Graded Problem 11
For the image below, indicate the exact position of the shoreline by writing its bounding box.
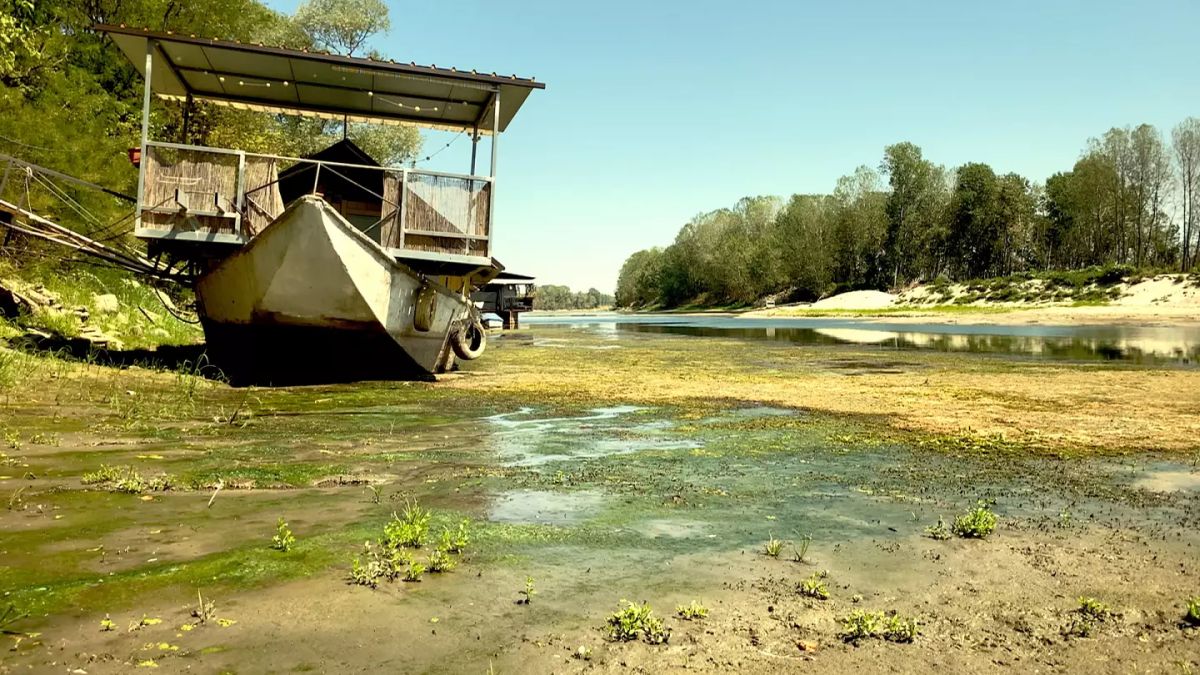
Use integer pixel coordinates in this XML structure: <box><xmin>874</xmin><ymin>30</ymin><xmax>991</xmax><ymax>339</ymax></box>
<box><xmin>740</xmin><ymin>304</ymin><xmax>1200</xmax><ymax>327</ymax></box>
<box><xmin>528</xmin><ymin>304</ymin><xmax>1200</xmax><ymax>327</ymax></box>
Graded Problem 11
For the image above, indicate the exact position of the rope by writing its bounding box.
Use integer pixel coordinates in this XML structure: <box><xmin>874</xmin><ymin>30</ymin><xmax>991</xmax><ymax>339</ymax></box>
<box><xmin>151</xmin><ymin>284</ymin><xmax>201</xmax><ymax>325</ymax></box>
<box><xmin>0</xmin><ymin>133</ymin><xmax>50</xmax><ymax>152</ymax></box>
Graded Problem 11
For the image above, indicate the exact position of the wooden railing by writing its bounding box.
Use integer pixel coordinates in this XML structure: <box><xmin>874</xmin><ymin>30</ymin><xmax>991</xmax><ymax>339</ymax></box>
<box><xmin>136</xmin><ymin>142</ymin><xmax>493</xmax><ymax>261</ymax></box>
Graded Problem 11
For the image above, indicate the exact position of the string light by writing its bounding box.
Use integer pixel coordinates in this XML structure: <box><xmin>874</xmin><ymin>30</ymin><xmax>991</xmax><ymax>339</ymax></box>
<box><xmin>376</xmin><ymin>93</ymin><xmax>440</xmax><ymax>113</ymax></box>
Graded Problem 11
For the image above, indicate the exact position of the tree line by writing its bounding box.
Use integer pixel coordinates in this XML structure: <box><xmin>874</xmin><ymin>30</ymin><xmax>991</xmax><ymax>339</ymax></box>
<box><xmin>534</xmin><ymin>285</ymin><xmax>613</xmax><ymax>311</ymax></box>
<box><xmin>616</xmin><ymin>120</ymin><xmax>1200</xmax><ymax>308</ymax></box>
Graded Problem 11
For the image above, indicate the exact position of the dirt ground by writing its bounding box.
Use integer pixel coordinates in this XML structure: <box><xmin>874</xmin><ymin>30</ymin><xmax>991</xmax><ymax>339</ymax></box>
<box><xmin>1</xmin><ymin>325</ymin><xmax>1198</xmax><ymax>673</ymax></box>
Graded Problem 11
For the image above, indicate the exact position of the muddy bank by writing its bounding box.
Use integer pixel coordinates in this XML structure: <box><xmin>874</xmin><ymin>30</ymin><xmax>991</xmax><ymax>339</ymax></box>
<box><xmin>1</xmin><ymin>328</ymin><xmax>1198</xmax><ymax>673</ymax></box>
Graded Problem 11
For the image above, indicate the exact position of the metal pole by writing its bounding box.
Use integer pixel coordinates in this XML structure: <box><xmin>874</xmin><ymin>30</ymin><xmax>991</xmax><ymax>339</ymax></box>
<box><xmin>182</xmin><ymin>93</ymin><xmax>193</xmax><ymax>144</ymax></box>
<box><xmin>487</xmin><ymin>92</ymin><xmax>499</xmax><ymax>259</ymax></box>
<box><xmin>469</xmin><ymin>124</ymin><xmax>479</xmax><ymax>176</ymax></box>
<box><xmin>398</xmin><ymin>168</ymin><xmax>407</xmax><ymax>250</ymax></box>
<box><xmin>135</xmin><ymin>39</ymin><xmax>154</xmax><ymax>233</ymax></box>
<box><xmin>234</xmin><ymin>150</ymin><xmax>246</xmax><ymax>236</ymax></box>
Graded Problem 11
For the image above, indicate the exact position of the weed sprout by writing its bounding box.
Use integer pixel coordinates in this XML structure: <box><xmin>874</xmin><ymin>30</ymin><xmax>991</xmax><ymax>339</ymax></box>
<box><xmin>271</xmin><ymin>518</ymin><xmax>295</xmax><ymax>552</ymax></box>
<box><xmin>605</xmin><ymin>601</ymin><xmax>669</xmax><ymax>644</ymax></box>
<box><xmin>675</xmin><ymin>601</ymin><xmax>708</xmax><ymax>620</ymax></box>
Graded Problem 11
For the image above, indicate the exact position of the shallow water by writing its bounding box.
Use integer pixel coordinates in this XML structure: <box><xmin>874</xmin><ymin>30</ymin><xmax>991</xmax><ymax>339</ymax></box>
<box><xmin>524</xmin><ymin>313</ymin><xmax>1200</xmax><ymax>365</ymax></box>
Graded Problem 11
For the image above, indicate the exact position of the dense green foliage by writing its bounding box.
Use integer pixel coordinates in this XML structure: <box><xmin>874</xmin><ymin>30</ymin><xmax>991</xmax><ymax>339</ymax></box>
<box><xmin>617</xmin><ymin>123</ymin><xmax>1200</xmax><ymax>308</ymax></box>
<box><xmin>534</xmin><ymin>285</ymin><xmax>613</xmax><ymax>311</ymax></box>
<box><xmin>0</xmin><ymin>0</ymin><xmax>419</xmax><ymax>241</ymax></box>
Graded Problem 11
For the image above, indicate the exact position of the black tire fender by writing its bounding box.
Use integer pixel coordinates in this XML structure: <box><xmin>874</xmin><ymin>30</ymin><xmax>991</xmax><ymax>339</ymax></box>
<box><xmin>414</xmin><ymin>284</ymin><xmax>437</xmax><ymax>332</ymax></box>
<box><xmin>451</xmin><ymin>316</ymin><xmax>487</xmax><ymax>360</ymax></box>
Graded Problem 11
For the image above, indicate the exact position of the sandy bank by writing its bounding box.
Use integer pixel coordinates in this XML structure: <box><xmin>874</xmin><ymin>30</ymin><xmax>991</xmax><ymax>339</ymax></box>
<box><xmin>746</xmin><ymin>274</ymin><xmax>1200</xmax><ymax>326</ymax></box>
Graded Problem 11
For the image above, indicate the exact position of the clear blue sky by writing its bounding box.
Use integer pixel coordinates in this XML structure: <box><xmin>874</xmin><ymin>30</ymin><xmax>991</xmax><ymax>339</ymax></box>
<box><xmin>267</xmin><ymin>0</ymin><xmax>1200</xmax><ymax>293</ymax></box>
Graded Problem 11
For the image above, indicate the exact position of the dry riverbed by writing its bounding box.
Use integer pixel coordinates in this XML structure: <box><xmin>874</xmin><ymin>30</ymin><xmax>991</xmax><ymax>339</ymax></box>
<box><xmin>1</xmin><ymin>326</ymin><xmax>1198</xmax><ymax>673</ymax></box>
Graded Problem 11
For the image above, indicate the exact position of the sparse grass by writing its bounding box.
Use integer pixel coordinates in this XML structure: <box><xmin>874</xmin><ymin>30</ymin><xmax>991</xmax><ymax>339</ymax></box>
<box><xmin>605</xmin><ymin>601</ymin><xmax>670</xmax><ymax>644</ymax></box>
<box><xmin>798</xmin><ymin>571</ymin><xmax>830</xmax><ymax>600</ymax></box>
<box><xmin>839</xmin><ymin>610</ymin><xmax>918</xmax><ymax>644</ymax></box>
<box><xmin>0</xmin><ymin>260</ymin><xmax>201</xmax><ymax>350</ymax></box>
<box><xmin>271</xmin><ymin>518</ymin><xmax>295</xmax><ymax>552</ymax></box>
<box><xmin>675</xmin><ymin>601</ymin><xmax>708</xmax><ymax>620</ymax></box>
<box><xmin>925</xmin><ymin>517</ymin><xmax>952</xmax><ymax>540</ymax></box>
<box><xmin>0</xmin><ymin>604</ymin><xmax>30</xmax><ymax>636</ymax></box>
<box><xmin>792</xmin><ymin>533</ymin><xmax>812</xmax><ymax>563</ymax></box>
<box><xmin>81</xmin><ymin>465</ymin><xmax>173</xmax><ymax>493</ymax></box>
<box><xmin>0</xmin><ymin>347</ymin><xmax>36</xmax><ymax>389</ymax></box>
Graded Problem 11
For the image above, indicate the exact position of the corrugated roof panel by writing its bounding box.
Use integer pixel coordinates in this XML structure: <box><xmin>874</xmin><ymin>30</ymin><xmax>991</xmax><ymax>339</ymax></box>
<box><xmin>97</xmin><ymin>24</ymin><xmax>542</xmax><ymax>133</ymax></box>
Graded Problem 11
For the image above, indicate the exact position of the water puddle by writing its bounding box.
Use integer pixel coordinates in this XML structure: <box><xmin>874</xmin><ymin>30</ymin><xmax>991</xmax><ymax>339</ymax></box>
<box><xmin>1131</xmin><ymin>468</ymin><xmax>1200</xmax><ymax>493</ymax></box>
<box><xmin>485</xmin><ymin>406</ymin><xmax>701</xmax><ymax>466</ymax></box>
<box><xmin>488</xmin><ymin>489</ymin><xmax>606</xmax><ymax>526</ymax></box>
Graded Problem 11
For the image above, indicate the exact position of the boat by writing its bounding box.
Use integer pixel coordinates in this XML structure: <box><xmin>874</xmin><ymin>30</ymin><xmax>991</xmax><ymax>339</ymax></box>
<box><xmin>93</xmin><ymin>24</ymin><xmax>545</xmax><ymax>383</ymax></box>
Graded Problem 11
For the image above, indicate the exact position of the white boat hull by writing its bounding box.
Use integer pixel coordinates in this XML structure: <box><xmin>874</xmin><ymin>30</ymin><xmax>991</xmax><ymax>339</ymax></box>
<box><xmin>195</xmin><ymin>196</ymin><xmax>470</xmax><ymax>383</ymax></box>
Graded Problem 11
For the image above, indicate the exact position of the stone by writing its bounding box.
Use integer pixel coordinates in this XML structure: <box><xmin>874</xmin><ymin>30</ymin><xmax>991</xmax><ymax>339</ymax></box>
<box><xmin>93</xmin><ymin>293</ymin><xmax>120</xmax><ymax>313</ymax></box>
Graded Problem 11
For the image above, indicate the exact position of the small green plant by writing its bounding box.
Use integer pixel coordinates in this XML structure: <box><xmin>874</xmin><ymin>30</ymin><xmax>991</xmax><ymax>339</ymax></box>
<box><xmin>99</xmin><ymin>615</ymin><xmax>116</xmax><ymax>632</ymax></box>
<box><xmin>517</xmin><ymin>577</ymin><xmax>536</xmax><ymax>604</ymax></box>
<box><xmin>349</xmin><ymin>543</ymin><xmax>385</xmax><ymax>588</ymax></box>
<box><xmin>675</xmin><ymin>601</ymin><xmax>708</xmax><ymax>620</ymax></box>
<box><xmin>951</xmin><ymin>501</ymin><xmax>998</xmax><ymax>539</ymax></box>
<box><xmin>271</xmin><ymin>517</ymin><xmax>295</xmax><ymax>552</ymax></box>
<box><xmin>383</xmin><ymin>499</ymin><xmax>431</xmax><ymax>549</ymax></box>
<box><xmin>428</xmin><ymin>548</ymin><xmax>456</xmax><ymax>573</ymax></box>
<box><xmin>792</xmin><ymin>533</ymin><xmax>812</xmax><ymax>563</ymax></box>
<box><xmin>799</xmin><ymin>571</ymin><xmax>830</xmax><ymax>600</ymax></box>
<box><xmin>1063</xmin><ymin>596</ymin><xmax>1113</xmax><ymax>638</ymax></box>
<box><xmin>1185</xmin><ymin>597</ymin><xmax>1200</xmax><ymax>626</ymax></box>
<box><xmin>605</xmin><ymin>601</ymin><xmax>670</xmax><ymax>644</ymax></box>
<box><xmin>763</xmin><ymin>533</ymin><xmax>783</xmax><ymax>558</ymax></box>
<box><xmin>402</xmin><ymin>561</ymin><xmax>426</xmax><ymax>582</ymax></box>
<box><xmin>1077</xmin><ymin>596</ymin><xmax>1111</xmax><ymax>621</ymax></box>
<box><xmin>447</xmin><ymin>519</ymin><xmax>470</xmax><ymax>553</ymax></box>
<box><xmin>2</xmin><ymin>428</ymin><xmax>20</xmax><ymax>450</ymax></box>
<box><xmin>192</xmin><ymin>591</ymin><xmax>216</xmax><ymax>625</ymax></box>
<box><xmin>363</xmin><ymin>485</ymin><xmax>382</xmax><ymax>504</ymax></box>
<box><xmin>925</xmin><ymin>517</ymin><xmax>952</xmax><ymax>540</ymax></box>
<box><xmin>839</xmin><ymin>610</ymin><xmax>918</xmax><ymax>644</ymax></box>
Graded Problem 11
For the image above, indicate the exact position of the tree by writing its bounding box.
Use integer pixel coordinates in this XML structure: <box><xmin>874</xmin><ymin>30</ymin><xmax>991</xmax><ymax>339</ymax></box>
<box><xmin>615</xmin><ymin>248</ymin><xmax>664</xmax><ymax>308</ymax></box>
<box><xmin>1127</xmin><ymin>124</ymin><xmax>1173</xmax><ymax>266</ymax></box>
<box><xmin>947</xmin><ymin>162</ymin><xmax>1001</xmax><ymax>279</ymax></box>
<box><xmin>829</xmin><ymin>166</ymin><xmax>888</xmax><ymax>290</ymax></box>
<box><xmin>294</xmin><ymin>0</ymin><xmax>389</xmax><ymax>56</ymax></box>
<box><xmin>880</xmin><ymin>142</ymin><xmax>948</xmax><ymax>285</ymax></box>
<box><xmin>1173</xmin><ymin>118</ymin><xmax>1200</xmax><ymax>270</ymax></box>
<box><xmin>773</xmin><ymin>194</ymin><xmax>834</xmax><ymax>299</ymax></box>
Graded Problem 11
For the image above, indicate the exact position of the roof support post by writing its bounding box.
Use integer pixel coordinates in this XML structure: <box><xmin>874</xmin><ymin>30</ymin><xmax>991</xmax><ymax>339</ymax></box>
<box><xmin>182</xmin><ymin>93</ymin><xmax>193</xmax><ymax>144</ymax></box>
<box><xmin>487</xmin><ymin>92</ymin><xmax>499</xmax><ymax>259</ymax></box>
<box><xmin>134</xmin><ymin>39</ymin><xmax>154</xmax><ymax>232</ymax></box>
<box><xmin>469</xmin><ymin>123</ymin><xmax>479</xmax><ymax>176</ymax></box>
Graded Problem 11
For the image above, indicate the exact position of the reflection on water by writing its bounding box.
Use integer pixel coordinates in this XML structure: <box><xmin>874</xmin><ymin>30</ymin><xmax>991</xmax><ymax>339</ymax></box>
<box><xmin>524</xmin><ymin>313</ymin><xmax>1200</xmax><ymax>365</ymax></box>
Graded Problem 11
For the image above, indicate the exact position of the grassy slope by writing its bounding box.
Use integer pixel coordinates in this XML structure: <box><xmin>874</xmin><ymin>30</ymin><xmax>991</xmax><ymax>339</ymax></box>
<box><xmin>0</xmin><ymin>257</ymin><xmax>201</xmax><ymax>349</ymax></box>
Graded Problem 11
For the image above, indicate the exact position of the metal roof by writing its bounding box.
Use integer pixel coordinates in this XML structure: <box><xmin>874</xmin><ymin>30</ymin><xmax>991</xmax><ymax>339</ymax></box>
<box><xmin>97</xmin><ymin>24</ymin><xmax>544</xmax><ymax>134</ymax></box>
